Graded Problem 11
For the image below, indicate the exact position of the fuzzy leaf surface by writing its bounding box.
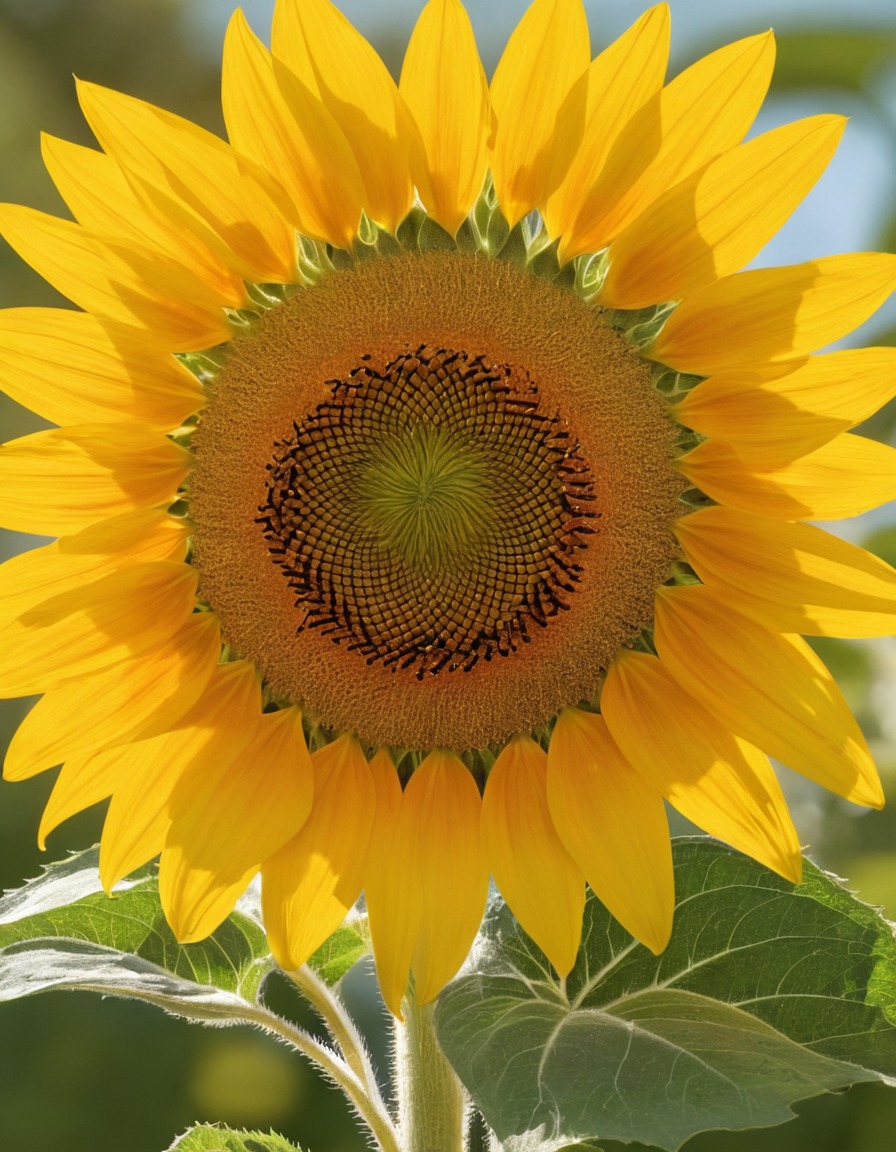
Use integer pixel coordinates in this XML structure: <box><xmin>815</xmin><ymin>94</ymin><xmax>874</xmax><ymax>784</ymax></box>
<box><xmin>0</xmin><ymin>847</ymin><xmax>272</xmax><ymax>1022</ymax></box>
<box><xmin>436</xmin><ymin>838</ymin><xmax>896</xmax><ymax>1151</ymax></box>
<box><xmin>307</xmin><ymin>919</ymin><xmax>369</xmax><ymax>986</ymax></box>
<box><xmin>166</xmin><ymin>1124</ymin><xmax>301</xmax><ymax>1152</ymax></box>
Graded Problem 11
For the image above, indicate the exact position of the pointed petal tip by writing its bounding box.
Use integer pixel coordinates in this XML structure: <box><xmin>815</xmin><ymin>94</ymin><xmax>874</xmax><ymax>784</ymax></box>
<box><xmin>377</xmin><ymin>981</ymin><xmax>405</xmax><ymax>1018</ymax></box>
<box><xmin>642</xmin><ymin>922</ymin><xmax>672</xmax><ymax>956</ymax></box>
<box><xmin>851</xmin><ymin>776</ymin><xmax>886</xmax><ymax>811</ymax></box>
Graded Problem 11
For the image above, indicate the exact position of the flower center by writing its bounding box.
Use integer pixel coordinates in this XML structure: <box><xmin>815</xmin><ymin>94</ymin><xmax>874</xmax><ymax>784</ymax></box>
<box><xmin>257</xmin><ymin>344</ymin><xmax>596</xmax><ymax>677</ymax></box>
<box><xmin>190</xmin><ymin>251</ymin><xmax>683</xmax><ymax>751</ymax></box>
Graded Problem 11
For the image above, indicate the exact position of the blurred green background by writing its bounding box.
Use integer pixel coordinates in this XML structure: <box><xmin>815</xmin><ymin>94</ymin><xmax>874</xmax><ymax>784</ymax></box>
<box><xmin>0</xmin><ymin>1</ymin><xmax>895</xmax><ymax>1149</ymax></box>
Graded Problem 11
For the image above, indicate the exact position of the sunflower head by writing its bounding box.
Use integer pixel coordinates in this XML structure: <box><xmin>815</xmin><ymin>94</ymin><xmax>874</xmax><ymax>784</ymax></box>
<box><xmin>0</xmin><ymin>0</ymin><xmax>893</xmax><ymax>1017</ymax></box>
<box><xmin>190</xmin><ymin>248</ymin><xmax>684</xmax><ymax>752</ymax></box>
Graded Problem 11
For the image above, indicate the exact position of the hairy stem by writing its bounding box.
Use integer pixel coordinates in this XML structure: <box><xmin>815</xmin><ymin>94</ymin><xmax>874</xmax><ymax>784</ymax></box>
<box><xmin>286</xmin><ymin>964</ymin><xmax>381</xmax><ymax>1101</ymax></box>
<box><xmin>246</xmin><ymin>1000</ymin><xmax>401</xmax><ymax>1152</ymax></box>
<box><xmin>394</xmin><ymin>994</ymin><xmax>466</xmax><ymax>1152</ymax></box>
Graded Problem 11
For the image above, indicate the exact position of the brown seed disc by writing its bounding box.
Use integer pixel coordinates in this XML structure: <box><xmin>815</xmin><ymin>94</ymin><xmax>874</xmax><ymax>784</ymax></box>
<box><xmin>258</xmin><ymin>344</ymin><xmax>598</xmax><ymax>676</ymax></box>
<box><xmin>190</xmin><ymin>251</ymin><xmax>684</xmax><ymax>751</ymax></box>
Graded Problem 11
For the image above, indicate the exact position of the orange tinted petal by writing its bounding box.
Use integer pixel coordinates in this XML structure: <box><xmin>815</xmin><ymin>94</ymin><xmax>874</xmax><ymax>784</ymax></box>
<box><xmin>548</xmin><ymin>709</ymin><xmax>674</xmax><ymax>954</ymax></box>
<box><xmin>161</xmin><ymin>707</ymin><xmax>314</xmax><ymax>941</ymax></box>
<box><xmin>482</xmin><ymin>736</ymin><xmax>584</xmax><ymax>974</ymax></box>
<box><xmin>365</xmin><ymin>749</ymin><xmax>420</xmax><ymax>1018</ymax></box>
<box><xmin>404</xmin><ymin>750</ymin><xmax>488</xmax><ymax>1004</ymax></box>
<box><xmin>262</xmin><ymin>735</ymin><xmax>374</xmax><ymax>970</ymax></box>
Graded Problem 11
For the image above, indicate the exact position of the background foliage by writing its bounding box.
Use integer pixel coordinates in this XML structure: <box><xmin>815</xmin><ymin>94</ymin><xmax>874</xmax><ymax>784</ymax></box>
<box><xmin>0</xmin><ymin>2</ymin><xmax>894</xmax><ymax>1150</ymax></box>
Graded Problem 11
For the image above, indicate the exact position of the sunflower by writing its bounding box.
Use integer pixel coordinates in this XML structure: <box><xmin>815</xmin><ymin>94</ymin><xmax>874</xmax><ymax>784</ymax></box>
<box><xmin>1</xmin><ymin>0</ymin><xmax>894</xmax><ymax>1018</ymax></box>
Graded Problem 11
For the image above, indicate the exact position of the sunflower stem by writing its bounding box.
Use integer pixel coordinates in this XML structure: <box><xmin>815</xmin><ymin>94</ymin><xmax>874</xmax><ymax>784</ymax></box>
<box><xmin>394</xmin><ymin>993</ymin><xmax>466</xmax><ymax>1152</ymax></box>
<box><xmin>242</xmin><ymin>1000</ymin><xmax>402</xmax><ymax>1152</ymax></box>
<box><xmin>286</xmin><ymin>964</ymin><xmax>380</xmax><ymax>1101</ymax></box>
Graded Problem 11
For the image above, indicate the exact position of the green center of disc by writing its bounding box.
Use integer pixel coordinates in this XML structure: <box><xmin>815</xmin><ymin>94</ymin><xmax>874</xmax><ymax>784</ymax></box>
<box><xmin>355</xmin><ymin>423</ymin><xmax>490</xmax><ymax>572</ymax></box>
<box><xmin>258</xmin><ymin>343</ymin><xmax>598</xmax><ymax>677</ymax></box>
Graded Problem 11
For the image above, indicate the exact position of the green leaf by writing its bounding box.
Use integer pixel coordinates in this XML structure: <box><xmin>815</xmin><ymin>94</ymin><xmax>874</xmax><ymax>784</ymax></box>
<box><xmin>307</xmin><ymin>919</ymin><xmax>369</xmax><ymax>985</ymax></box>
<box><xmin>771</xmin><ymin>30</ymin><xmax>896</xmax><ymax>92</ymax></box>
<box><xmin>166</xmin><ymin>1124</ymin><xmax>301</xmax><ymax>1152</ymax></box>
<box><xmin>863</xmin><ymin>525</ymin><xmax>896</xmax><ymax>571</ymax></box>
<box><xmin>0</xmin><ymin>847</ymin><xmax>273</xmax><ymax>1023</ymax></box>
<box><xmin>435</xmin><ymin>838</ymin><xmax>896</xmax><ymax>1152</ymax></box>
<box><xmin>807</xmin><ymin>635</ymin><xmax>873</xmax><ymax>704</ymax></box>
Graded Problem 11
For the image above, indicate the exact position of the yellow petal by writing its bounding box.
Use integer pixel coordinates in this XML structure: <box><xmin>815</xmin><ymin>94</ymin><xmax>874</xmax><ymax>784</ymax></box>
<box><xmin>3</xmin><ymin>612</ymin><xmax>220</xmax><ymax>782</ymax></box>
<box><xmin>56</xmin><ymin>507</ymin><xmax>188</xmax><ymax>557</ymax></box>
<box><xmin>161</xmin><ymin>707</ymin><xmax>314</xmax><ymax>942</ymax></box>
<box><xmin>673</xmin><ymin>349</ymin><xmax>896</xmax><ymax>467</ymax></box>
<box><xmin>0</xmin><ymin>509</ymin><xmax>189</xmax><ymax>631</ymax></box>
<box><xmin>675</xmin><ymin>506</ymin><xmax>896</xmax><ymax>638</ymax></box>
<box><xmin>563</xmin><ymin>31</ymin><xmax>775</xmax><ymax>259</ymax></box>
<box><xmin>482</xmin><ymin>736</ymin><xmax>584</xmax><ymax>975</ymax></box>
<box><xmin>365</xmin><ymin>749</ymin><xmax>420</xmax><ymax>1018</ymax></box>
<box><xmin>677</xmin><ymin>433</ymin><xmax>896</xmax><ymax>520</ymax></box>
<box><xmin>41</xmin><ymin>133</ymin><xmax>247</xmax><ymax>307</ymax></box>
<box><xmin>262</xmin><ymin>734</ymin><xmax>374</xmax><ymax>971</ymax></box>
<box><xmin>405</xmin><ymin>750</ymin><xmax>489</xmax><ymax>1004</ymax></box>
<box><xmin>602</xmin><ymin>651</ymin><xmax>802</xmax><ymax>882</ymax></box>
<box><xmin>40</xmin><ymin>754</ymin><xmax>120</xmax><ymax>850</ymax></box>
<box><xmin>490</xmin><ymin>0</ymin><xmax>590</xmax><ymax>228</ymax></box>
<box><xmin>0</xmin><ymin>308</ymin><xmax>202</xmax><ymax>429</ymax></box>
<box><xmin>0</xmin><ymin>204</ymin><xmax>233</xmax><ymax>351</ymax></box>
<box><xmin>101</xmin><ymin>790</ymin><xmax>170</xmax><ymax>891</ymax></box>
<box><xmin>222</xmin><ymin>10</ymin><xmax>362</xmax><ymax>248</ymax></box>
<box><xmin>97</xmin><ymin>660</ymin><xmax>261</xmax><ymax>890</ymax></box>
<box><xmin>654</xmin><ymin>586</ymin><xmax>883</xmax><ymax>807</ymax></box>
<box><xmin>547</xmin><ymin>710</ymin><xmax>674</xmax><ymax>955</ymax></box>
<box><xmin>37</xmin><ymin>660</ymin><xmax>255</xmax><ymax>849</ymax></box>
<box><xmin>0</xmin><ymin>424</ymin><xmax>190</xmax><ymax>536</ymax></box>
<box><xmin>652</xmin><ymin>254</ymin><xmax>896</xmax><ymax>374</ymax></box>
<box><xmin>399</xmin><ymin>0</ymin><xmax>490</xmax><ymax>234</ymax></box>
<box><xmin>0</xmin><ymin>561</ymin><xmax>198</xmax><ymax>697</ymax></box>
<box><xmin>543</xmin><ymin>4</ymin><xmax>670</xmax><ymax>243</ymax></box>
<box><xmin>75</xmin><ymin>79</ymin><xmax>297</xmax><ymax>284</ymax></box>
<box><xmin>601</xmin><ymin>115</ymin><xmax>845</xmax><ymax>308</ymax></box>
<box><xmin>270</xmin><ymin>0</ymin><xmax>414</xmax><ymax>233</ymax></box>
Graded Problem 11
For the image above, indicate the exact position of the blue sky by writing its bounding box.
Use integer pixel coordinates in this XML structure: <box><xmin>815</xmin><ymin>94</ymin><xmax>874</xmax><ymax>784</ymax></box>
<box><xmin>194</xmin><ymin>0</ymin><xmax>896</xmax><ymax>60</ymax></box>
